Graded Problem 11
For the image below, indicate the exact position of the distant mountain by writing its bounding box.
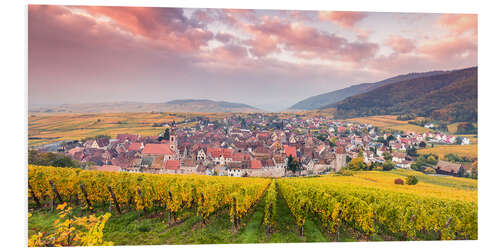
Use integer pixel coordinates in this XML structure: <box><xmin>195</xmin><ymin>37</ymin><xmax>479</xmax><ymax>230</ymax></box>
<box><xmin>29</xmin><ymin>99</ymin><xmax>261</xmax><ymax>113</ymax></box>
<box><xmin>289</xmin><ymin>70</ymin><xmax>447</xmax><ymax>110</ymax></box>
<box><xmin>324</xmin><ymin>67</ymin><xmax>477</xmax><ymax>122</ymax></box>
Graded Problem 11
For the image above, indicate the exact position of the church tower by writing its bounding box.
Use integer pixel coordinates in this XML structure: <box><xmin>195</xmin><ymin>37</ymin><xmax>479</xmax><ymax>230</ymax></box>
<box><xmin>169</xmin><ymin>129</ymin><xmax>178</xmax><ymax>152</ymax></box>
<box><xmin>334</xmin><ymin>147</ymin><xmax>347</xmax><ymax>172</ymax></box>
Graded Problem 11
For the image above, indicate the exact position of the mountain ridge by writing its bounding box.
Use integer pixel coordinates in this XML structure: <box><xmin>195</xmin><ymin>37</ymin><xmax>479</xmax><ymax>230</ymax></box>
<box><xmin>289</xmin><ymin>70</ymin><xmax>448</xmax><ymax>110</ymax></box>
<box><xmin>29</xmin><ymin>99</ymin><xmax>262</xmax><ymax>113</ymax></box>
<box><xmin>325</xmin><ymin>66</ymin><xmax>477</xmax><ymax>122</ymax></box>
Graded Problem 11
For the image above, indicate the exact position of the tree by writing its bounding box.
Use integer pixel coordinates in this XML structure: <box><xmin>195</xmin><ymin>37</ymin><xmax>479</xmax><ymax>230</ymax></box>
<box><xmin>286</xmin><ymin>155</ymin><xmax>301</xmax><ymax>173</ymax></box>
<box><xmin>158</xmin><ymin>128</ymin><xmax>170</xmax><ymax>142</ymax></box>
<box><xmin>387</xmin><ymin>135</ymin><xmax>395</xmax><ymax>142</ymax></box>
<box><xmin>418</xmin><ymin>141</ymin><xmax>427</xmax><ymax>148</ymax></box>
<box><xmin>407</xmin><ymin>146</ymin><xmax>417</xmax><ymax>157</ymax></box>
<box><xmin>426</xmin><ymin>155</ymin><xmax>438</xmax><ymax>165</ymax></box>
<box><xmin>328</xmin><ymin>136</ymin><xmax>337</xmax><ymax>147</ymax></box>
<box><xmin>348</xmin><ymin>157</ymin><xmax>366</xmax><ymax>171</ymax></box>
<box><xmin>316</xmin><ymin>134</ymin><xmax>328</xmax><ymax>142</ymax></box>
<box><xmin>457</xmin><ymin>167</ymin><xmax>465</xmax><ymax>177</ymax></box>
<box><xmin>406</xmin><ymin>175</ymin><xmax>418</xmax><ymax>185</ymax></box>
<box><xmin>471</xmin><ymin>161</ymin><xmax>478</xmax><ymax>179</ymax></box>
<box><xmin>357</xmin><ymin>150</ymin><xmax>364</xmax><ymax>158</ymax></box>
<box><xmin>382</xmin><ymin>151</ymin><xmax>392</xmax><ymax>161</ymax></box>
<box><xmin>382</xmin><ymin>160</ymin><xmax>395</xmax><ymax>171</ymax></box>
<box><xmin>28</xmin><ymin>150</ymin><xmax>80</xmax><ymax>168</ymax></box>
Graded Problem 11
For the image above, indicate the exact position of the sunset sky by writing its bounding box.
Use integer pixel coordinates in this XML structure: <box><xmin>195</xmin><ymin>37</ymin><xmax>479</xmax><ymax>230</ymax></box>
<box><xmin>28</xmin><ymin>5</ymin><xmax>477</xmax><ymax>111</ymax></box>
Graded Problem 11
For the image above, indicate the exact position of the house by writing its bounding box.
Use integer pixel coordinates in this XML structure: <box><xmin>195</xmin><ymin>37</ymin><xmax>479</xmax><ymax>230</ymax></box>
<box><xmin>142</xmin><ymin>144</ymin><xmax>175</xmax><ymax>160</ymax></box>
<box><xmin>141</xmin><ymin>143</ymin><xmax>176</xmax><ymax>171</ymax></box>
<box><xmin>94</xmin><ymin>137</ymin><xmax>110</xmax><ymax>149</ymax></box>
<box><xmin>180</xmin><ymin>159</ymin><xmax>198</xmax><ymax>174</ymax></box>
<box><xmin>127</xmin><ymin>142</ymin><xmax>143</xmax><ymax>152</ymax></box>
<box><xmin>227</xmin><ymin>162</ymin><xmax>244</xmax><ymax>177</ymax></box>
<box><xmin>396</xmin><ymin>160</ymin><xmax>412</xmax><ymax>169</ymax></box>
<box><xmin>196</xmin><ymin>149</ymin><xmax>207</xmax><ymax>160</ymax></box>
<box><xmin>163</xmin><ymin>160</ymin><xmax>181</xmax><ymax>174</ymax></box>
<box><xmin>206</xmin><ymin>147</ymin><xmax>233</xmax><ymax>165</ymax></box>
<box><xmin>435</xmin><ymin>160</ymin><xmax>464</xmax><ymax>176</ymax></box>
<box><xmin>392</xmin><ymin>152</ymin><xmax>406</xmax><ymax>164</ymax></box>
<box><xmin>116</xmin><ymin>134</ymin><xmax>140</xmax><ymax>143</ymax></box>
<box><xmin>461</xmin><ymin>137</ymin><xmax>471</xmax><ymax>145</ymax></box>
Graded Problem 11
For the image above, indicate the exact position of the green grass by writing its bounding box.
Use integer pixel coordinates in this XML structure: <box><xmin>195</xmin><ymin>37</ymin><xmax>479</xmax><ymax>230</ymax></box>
<box><xmin>390</xmin><ymin>169</ymin><xmax>477</xmax><ymax>191</ymax></box>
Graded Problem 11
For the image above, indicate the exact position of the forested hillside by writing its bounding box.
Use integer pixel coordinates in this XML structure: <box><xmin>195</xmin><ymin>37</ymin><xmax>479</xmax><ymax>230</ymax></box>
<box><xmin>326</xmin><ymin>67</ymin><xmax>477</xmax><ymax>122</ymax></box>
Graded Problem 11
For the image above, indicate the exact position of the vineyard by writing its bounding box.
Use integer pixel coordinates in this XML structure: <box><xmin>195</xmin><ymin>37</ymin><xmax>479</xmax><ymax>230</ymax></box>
<box><xmin>28</xmin><ymin>165</ymin><xmax>477</xmax><ymax>245</ymax></box>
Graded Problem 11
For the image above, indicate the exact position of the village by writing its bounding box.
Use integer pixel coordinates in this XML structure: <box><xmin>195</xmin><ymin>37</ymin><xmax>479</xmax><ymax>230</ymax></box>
<box><xmin>34</xmin><ymin>113</ymin><xmax>474</xmax><ymax>178</ymax></box>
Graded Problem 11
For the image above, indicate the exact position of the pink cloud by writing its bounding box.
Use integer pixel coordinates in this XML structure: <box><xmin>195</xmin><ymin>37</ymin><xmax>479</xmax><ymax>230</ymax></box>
<box><xmin>28</xmin><ymin>5</ymin><xmax>477</xmax><ymax>109</ymax></box>
<box><xmin>287</xmin><ymin>10</ymin><xmax>313</xmax><ymax>22</ymax></box>
<box><xmin>214</xmin><ymin>32</ymin><xmax>235</xmax><ymax>43</ymax></box>
<box><xmin>79</xmin><ymin>6</ymin><xmax>213</xmax><ymax>53</ymax></box>
<box><xmin>318</xmin><ymin>11</ymin><xmax>367</xmax><ymax>28</ymax></box>
<box><xmin>209</xmin><ymin>44</ymin><xmax>249</xmax><ymax>63</ymax></box>
<box><xmin>385</xmin><ymin>35</ymin><xmax>415</xmax><ymax>53</ymax></box>
<box><xmin>418</xmin><ymin>36</ymin><xmax>476</xmax><ymax>62</ymax></box>
<box><xmin>437</xmin><ymin>14</ymin><xmax>477</xmax><ymax>36</ymax></box>
<box><xmin>243</xmin><ymin>17</ymin><xmax>378</xmax><ymax>63</ymax></box>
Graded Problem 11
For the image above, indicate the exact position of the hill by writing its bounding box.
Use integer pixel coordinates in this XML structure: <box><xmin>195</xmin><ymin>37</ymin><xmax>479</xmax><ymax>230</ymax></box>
<box><xmin>325</xmin><ymin>67</ymin><xmax>477</xmax><ymax>122</ymax></box>
<box><xmin>29</xmin><ymin>99</ymin><xmax>261</xmax><ymax>113</ymax></box>
<box><xmin>289</xmin><ymin>70</ymin><xmax>446</xmax><ymax>110</ymax></box>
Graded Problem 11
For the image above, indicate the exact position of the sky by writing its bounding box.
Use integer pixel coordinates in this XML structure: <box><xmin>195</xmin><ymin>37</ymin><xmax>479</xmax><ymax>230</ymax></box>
<box><xmin>28</xmin><ymin>5</ymin><xmax>477</xmax><ymax>111</ymax></box>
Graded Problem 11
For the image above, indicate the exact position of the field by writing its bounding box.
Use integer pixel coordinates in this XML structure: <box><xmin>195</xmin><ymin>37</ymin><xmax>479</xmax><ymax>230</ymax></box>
<box><xmin>345</xmin><ymin>115</ymin><xmax>433</xmax><ymax>134</ymax></box>
<box><xmin>417</xmin><ymin>144</ymin><xmax>478</xmax><ymax>159</ymax></box>
<box><xmin>28</xmin><ymin>111</ymin><xmax>333</xmax><ymax>147</ymax></box>
<box><xmin>447</xmin><ymin>122</ymin><xmax>478</xmax><ymax>135</ymax></box>
<box><xmin>28</xmin><ymin>166</ymin><xmax>477</xmax><ymax>246</ymax></box>
<box><xmin>28</xmin><ymin>112</ymin><xmax>233</xmax><ymax>147</ymax></box>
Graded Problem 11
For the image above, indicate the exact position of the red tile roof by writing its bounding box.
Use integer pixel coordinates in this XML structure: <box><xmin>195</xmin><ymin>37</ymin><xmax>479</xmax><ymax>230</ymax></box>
<box><xmin>336</xmin><ymin>147</ymin><xmax>345</xmax><ymax>154</ymax></box>
<box><xmin>284</xmin><ymin>145</ymin><xmax>297</xmax><ymax>158</ymax></box>
<box><xmin>128</xmin><ymin>143</ymin><xmax>142</xmax><ymax>151</ymax></box>
<box><xmin>222</xmin><ymin>148</ymin><xmax>233</xmax><ymax>158</ymax></box>
<box><xmin>165</xmin><ymin>160</ymin><xmax>181</xmax><ymax>170</ymax></box>
<box><xmin>232</xmin><ymin>152</ymin><xmax>247</xmax><ymax>161</ymax></box>
<box><xmin>207</xmin><ymin>147</ymin><xmax>225</xmax><ymax>158</ymax></box>
<box><xmin>142</xmin><ymin>144</ymin><xmax>174</xmax><ymax>155</ymax></box>
<box><xmin>251</xmin><ymin>159</ymin><xmax>262</xmax><ymax>169</ymax></box>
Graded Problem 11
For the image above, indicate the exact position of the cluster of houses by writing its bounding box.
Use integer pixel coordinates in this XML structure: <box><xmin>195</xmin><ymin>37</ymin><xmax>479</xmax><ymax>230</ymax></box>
<box><xmin>35</xmin><ymin>113</ymin><xmax>474</xmax><ymax>177</ymax></box>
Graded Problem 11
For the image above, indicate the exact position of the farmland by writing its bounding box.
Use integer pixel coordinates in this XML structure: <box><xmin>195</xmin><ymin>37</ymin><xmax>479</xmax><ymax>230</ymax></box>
<box><xmin>28</xmin><ymin>110</ymin><xmax>330</xmax><ymax>147</ymax></box>
<box><xmin>28</xmin><ymin>112</ymin><xmax>232</xmax><ymax>147</ymax></box>
<box><xmin>417</xmin><ymin>144</ymin><xmax>478</xmax><ymax>160</ymax></box>
<box><xmin>344</xmin><ymin>115</ymin><xmax>433</xmax><ymax>134</ymax></box>
<box><xmin>28</xmin><ymin>166</ymin><xmax>477</xmax><ymax>245</ymax></box>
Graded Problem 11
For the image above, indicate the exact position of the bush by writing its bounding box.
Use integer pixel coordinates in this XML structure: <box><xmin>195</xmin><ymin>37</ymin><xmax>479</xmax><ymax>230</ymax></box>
<box><xmin>424</xmin><ymin>167</ymin><xmax>436</xmax><ymax>174</ymax></box>
<box><xmin>406</xmin><ymin>175</ymin><xmax>419</xmax><ymax>185</ymax></box>
<box><xmin>338</xmin><ymin>168</ymin><xmax>353</xmax><ymax>176</ymax></box>
<box><xmin>382</xmin><ymin>160</ymin><xmax>395</xmax><ymax>171</ymax></box>
<box><xmin>28</xmin><ymin>150</ymin><xmax>81</xmax><ymax>168</ymax></box>
<box><xmin>28</xmin><ymin>203</ymin><xmax>112</xmax><ymax>246</ymax></box>
<box><xmin>394</xmin><ymin>178</ymin><xmax>404</xmax><ymax>185</ymax></box>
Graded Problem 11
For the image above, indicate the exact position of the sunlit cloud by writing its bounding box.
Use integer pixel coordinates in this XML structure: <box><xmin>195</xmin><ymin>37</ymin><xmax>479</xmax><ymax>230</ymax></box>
<box><xmin>28</xmin><ymin>5</ymin><xmax>477</xmax><ymax>111</ymax></box>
